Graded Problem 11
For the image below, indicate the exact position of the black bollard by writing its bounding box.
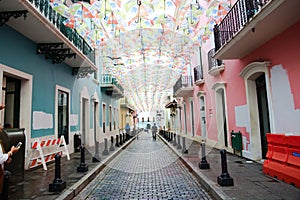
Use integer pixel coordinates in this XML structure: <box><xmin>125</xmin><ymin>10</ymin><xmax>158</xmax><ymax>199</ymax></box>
<box><xmin>77</xmin><ymin>146</ymin><xmax>88</xmax><ymax>172</ymax></box>
<box><xmin>177</xmin><ymin>135</ymin><xmax>182</xmax><ymax>149</ymax></box>
<box><xmin>199</xmin><ymin>142</ymin><xmax>210</xmax><ymax>169</ymax></box>
<box><xmin>217</xmin><ymin>149</ymin><xmax>234</xmax><ymax>186</ymax></box>
<box><xmin>110</xmin><ymin>136</ymin><xmax>115</xmax><ymax>151</ymax></box>
<box><xmin>182</xmin><ymin>137</ymin><xmax>188</xmax><ymax>154</ymax></box>
<box><xmin>170</xmin><ymin>132</ymin><xmax>173</xmax><ymax>142</ymax></box>
<box><xmin>102</xmin><ymin>138</ymin><xmax>109</xmax><ymax>155</ymax></box>
<box><xmin>49</xmin><ymin>154</ymin><xmax>66</xmax><ymax>192</ymax></box>
<box><xmin>119</xmin><ymin>134</ymin><xmax>123</xmax><ymax>145</ymax></box>
<box><xmin>1</xmin><ymin>171</ymin><xmax>10</xmax><ymax>200</ymax></box>
<box><xmin>173</xmin><ymin>133</ymin><xmax>177</xmax><ymax>146</ymax></box>
<box><xmin>115</xmin><ymin>134</ymin><xmax>120</xmax><ymax>147</ymax></box>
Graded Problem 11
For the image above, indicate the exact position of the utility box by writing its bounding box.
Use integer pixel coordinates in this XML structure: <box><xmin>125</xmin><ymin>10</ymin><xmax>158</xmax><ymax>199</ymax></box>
<box><xmin>0</xmin><ymin>128</ymin><xmax>26</xmax><ymax>183</ymax></box>
<box><xmin>231</xmin><ymin>131</ymin><xmax>242</xmax><ymax>156</ymax></box>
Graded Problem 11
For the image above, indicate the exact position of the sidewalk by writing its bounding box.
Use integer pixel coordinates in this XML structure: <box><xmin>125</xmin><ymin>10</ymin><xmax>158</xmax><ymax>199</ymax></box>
<box><xmin>7</xmin><ymin>131</ymin><xmax>300</xmax><ymax>200</ymax></box>
<box><xmin>7</xmin><ymin>134</ymin><xmax>136</xmax><ymax>200</ymax></box>
<box><xmin>158</xmin><ymin>134</ymin><xmax>300</xmax><ymax>200</ymax></box>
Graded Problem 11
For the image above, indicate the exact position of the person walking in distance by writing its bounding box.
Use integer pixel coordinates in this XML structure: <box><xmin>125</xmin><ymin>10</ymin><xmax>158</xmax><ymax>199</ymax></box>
<box><xmin>152</xmin><ymin>123</ymin><xmax>158</xmax><ymax>141</ymax></box>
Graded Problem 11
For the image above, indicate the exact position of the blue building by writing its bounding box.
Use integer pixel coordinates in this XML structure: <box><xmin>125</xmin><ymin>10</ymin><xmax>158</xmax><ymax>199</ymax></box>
<box><xmin>0</xmin><ymin>0</ymin><xmax>123</xmax><ymax>169</ymax></box>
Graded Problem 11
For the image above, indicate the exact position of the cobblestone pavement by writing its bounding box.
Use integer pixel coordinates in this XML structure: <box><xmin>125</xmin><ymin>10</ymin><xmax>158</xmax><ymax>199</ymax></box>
<box><xmin>74</xmin><ymin>132</ymin><xmax>213</xmax><ymax>200</ymax></box>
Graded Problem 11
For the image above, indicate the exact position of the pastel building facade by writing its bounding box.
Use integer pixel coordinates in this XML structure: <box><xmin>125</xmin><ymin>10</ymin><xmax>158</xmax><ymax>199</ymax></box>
<box><xmin>174</xmin><ymin>0</ymin><xmax>300</xmax><ymax>161</ymax></box>
<box><xmin>0</xmin><ymin>0</ymin><xmax>122</xmax><ymax>169</ymax></box>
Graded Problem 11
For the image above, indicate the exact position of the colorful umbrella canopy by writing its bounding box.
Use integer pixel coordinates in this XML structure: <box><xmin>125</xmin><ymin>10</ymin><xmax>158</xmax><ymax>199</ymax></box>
<box><xmin>50</xmin><ymin>0</ymin><xmax>231</xmax><ymax>112</ymax></box>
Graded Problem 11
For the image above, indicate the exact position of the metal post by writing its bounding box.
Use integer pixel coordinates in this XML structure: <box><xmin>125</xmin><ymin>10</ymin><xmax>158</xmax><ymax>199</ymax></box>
<box><xmin>177</xmin><ymin>135</ymin><xmax>182</xmax><ymax>149</ymax></box>
<box><xmin>182</xmin><ymin>137</ymin><xmax>188</xmax><ymax>154</ymax></box>
<box><xmin>110</xmin><ymin>136</ymin><xmax>115</xmax><ymax>151</ymax></box>
<box><xmin>199</xmin><ymin>142</ymin><xmax>210</xmax><ymax>169</ymax></box>
<box><xmin>217</xmin><ymin>149</ymin><xmax>234</xmax><ymax>186</ymax></box>
<box><xmin>49</xmin><ymin>154</ymin><xmax>66</xmax><ymax>192</ymax></box>
<box><xmin>93</xmin><ymin>141</ymin><xmax>100</xmax><ymax>162</ymax></box>
<box><xmin>119</xmin><ymin>134</ymin><xmax>123</xmax><ymax>145</ymax></box>
<box><xmin>77</xmin><ymin>146</ymin><xmax>88</xmax><ymax>172</ymax></box>
<box><xmin>173</xmin><ymin>133</ymin><xmax>177</xmax><ymax>146</ymax></box>
<box><xmin>115</xmin><ymin>134</ymin><xmax>120</xmax><ymax>147</ymax></box>
<box><xmin>102</xmin><ymin>138</ymin><xmax>109</xmax><ymax>155</ymax></box>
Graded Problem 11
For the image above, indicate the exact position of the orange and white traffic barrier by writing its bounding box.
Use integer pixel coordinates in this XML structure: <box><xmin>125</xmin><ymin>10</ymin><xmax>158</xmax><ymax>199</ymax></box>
<box><xmin>28</xmin><ymin>135</ymin><xmax>70</xmax><ymax>170</ymax></box>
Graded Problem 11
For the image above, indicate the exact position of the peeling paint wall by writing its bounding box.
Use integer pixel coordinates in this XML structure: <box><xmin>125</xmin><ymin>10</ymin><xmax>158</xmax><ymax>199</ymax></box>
<box><xmin>270</xmin><ymin>65</ymin><xmax>300</xmax><ymax>134</ymax></box>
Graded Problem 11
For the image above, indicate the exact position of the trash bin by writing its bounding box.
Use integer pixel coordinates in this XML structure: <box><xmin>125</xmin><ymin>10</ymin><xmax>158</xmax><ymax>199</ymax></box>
<box><xmin>0</xmin><ymin>128</ymin><xmax>26</xmax><ymax>183</ymax></box>
<box><xmin>74</xmin><ymin>133</ymin><xmax>81</xmax><ymax>152</ymax></box>
<box><xmin>231</xmin><ymin>130</ymin><xmax>243</xmax><ymax>156</ymax></box>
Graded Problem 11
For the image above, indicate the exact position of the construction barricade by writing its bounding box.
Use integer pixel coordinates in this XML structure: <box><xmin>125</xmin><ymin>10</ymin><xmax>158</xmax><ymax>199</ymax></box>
<box><xmin>28</xmin><ymin>135</ymin><xmax>70</xmax><ymax>170</ymax></box>
<box><xmin>263</xmin><ymin>133</ymin><xmax>300</xmax><ymax>188</ymax></box>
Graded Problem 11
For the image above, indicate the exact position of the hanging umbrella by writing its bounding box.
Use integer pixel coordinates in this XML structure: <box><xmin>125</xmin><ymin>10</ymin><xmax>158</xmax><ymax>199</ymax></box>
<box><xmin>50</xmin><ymin>2</ymin><xmax>69</xmax><ymax>18</ymax></box>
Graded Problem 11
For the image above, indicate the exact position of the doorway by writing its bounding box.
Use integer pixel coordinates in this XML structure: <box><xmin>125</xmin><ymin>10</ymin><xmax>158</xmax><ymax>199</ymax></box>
<box><xmin>239</xmin><ymin>61</ymin><xmax>273</xmax><ymax>160</ymax></box>
<box><xmin>3</xmin><ymin>76</ymin><xmax>21</xmax><ymax>128</ymax></box>
<box><xmin>199</xmin><ymin>96</ymin><xmax>207</xmax><ymax>138</ymax></box>
<box><xmin>214</xmin><ymin>84</ymin><xmax>228</xmax><ymax>148</ymax></box>
<box><xmin>256</xmin><ymin>74</ymin><xmax>270</xmax><ymax>158</ymax></box>
<box><xmin>184</xmin><ymin>103</ymin><xmax>187</xmax><ymax>134</ymax></box>
<box><xmin>190</xmin><ymin>100</ymin><xmax>195</xmax><ymax>136</ymax></box>
<box><xmin>81</xmin><ymin>98</ymin><xmax>89</xmax><ymax>145</ymax></box>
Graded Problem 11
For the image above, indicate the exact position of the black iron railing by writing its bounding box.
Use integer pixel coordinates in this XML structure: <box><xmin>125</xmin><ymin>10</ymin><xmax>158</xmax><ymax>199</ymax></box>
<box><xmin>173</xmin><ymin>75</ymin><xmax>193</xmax><ymax>95</ymax></box>
<box><xmin>102</xmin><ymin>74</ymin><xmax>124</xmax><ymax>93</ymax></box>
<box><xmin>28</xmin><ymin>0</ymin><xmax>95</xmax><ymax>64</ymax></box>
<box><xmin>103</xmin><ymin>122</ymin><xmax>105</xmax><ymax>133</ymax></box>
<box><xmin>109</xmin><ymin>122</ymin><xmax>112</xmax><ymax>131</ymax></box>
<box><xmin>194</xmin><ymin>65</ymin><xmax>203</xmax><ymax>81</ymax></box>
<box><xmin>208</xmin><ymin>48</ymin><xmax>223</xmax><ymax>71</ymax></box>
<box><xmin>214</xmin><ymin>0</ymin><xmax>271</xmax><ymax>52</ymax></box>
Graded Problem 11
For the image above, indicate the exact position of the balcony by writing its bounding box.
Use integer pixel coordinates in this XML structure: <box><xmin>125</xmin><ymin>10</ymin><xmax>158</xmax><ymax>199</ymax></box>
<box><xmin>173</xmin><ymin>75</ymin><xmax>193</xmax><ymax>98</ymax></box>
<box><xmin>194</xmin><ymin>65</ymin><xmax>204</xmax><ymax>86</ymax></box>
<box><xmin>120</xmin><ymin>97</ymin><xmax>134</xmax><ymax>109</ymax></box>
<box><xmin>101</xmin><ymin>74</ymin><xmax>124</xmax><ymax>99</ymax></box>
<box><xmin>213</xmin><ymin>0</ymin><xmax>300</xmax><ymax>59</ymax></box>
<box><xmin>0</xmin><ymin>0</ymin><xmax>97</xmax><ymax>77</ymax></box>
<box><xmin>208</xmin><ymin>48</ymin><xmax>224</xmax><ymax>76</ymax></box>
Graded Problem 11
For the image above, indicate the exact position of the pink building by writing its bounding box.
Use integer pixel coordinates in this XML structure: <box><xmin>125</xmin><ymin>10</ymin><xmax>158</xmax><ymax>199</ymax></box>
<box><xmin>174</xmin><ymin>0</ymin><xmax>300</xmax><ymax>161</ymax></box>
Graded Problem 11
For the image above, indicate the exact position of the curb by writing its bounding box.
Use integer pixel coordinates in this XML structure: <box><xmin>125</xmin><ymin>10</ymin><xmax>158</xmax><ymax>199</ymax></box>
<box><xmin>58</xmin><ymin>135</ymin><xmax>138</xmax><ymax>200</ymax></box>
<box><xmin>158</xmin><ymin>134</ymin><xmax>232</xmax><ymax>200</ymax></box>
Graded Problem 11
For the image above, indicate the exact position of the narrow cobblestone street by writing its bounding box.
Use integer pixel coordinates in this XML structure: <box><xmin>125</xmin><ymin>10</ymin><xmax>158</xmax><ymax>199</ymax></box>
<box><xmin>74</xmin><ymin>131</ymin><xmax>213</xmax><ymax>200</ymax></box>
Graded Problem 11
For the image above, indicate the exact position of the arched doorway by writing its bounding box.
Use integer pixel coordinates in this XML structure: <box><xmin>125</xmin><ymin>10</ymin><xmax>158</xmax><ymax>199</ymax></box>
<box><xmin>212</xmin><ymin>82</ymin><xmax>228</xmax><ymax>148</ymax></box>
<box><xmin>240</xmin><ymin>61</ymin><xmax>274</xmax><ymax>160</ymax></box>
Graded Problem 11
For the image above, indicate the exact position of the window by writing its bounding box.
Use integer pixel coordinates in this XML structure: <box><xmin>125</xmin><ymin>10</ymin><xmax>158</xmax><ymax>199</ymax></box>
<box><xmin>57</xmin><ymin>89</ymin><xmax>69</xmax><ymax>144</ymax></box>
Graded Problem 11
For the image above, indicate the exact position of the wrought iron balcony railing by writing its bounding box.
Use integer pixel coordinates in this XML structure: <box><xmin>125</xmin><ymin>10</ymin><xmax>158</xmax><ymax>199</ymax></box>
<box><xmin>173</xmin><ymin>75</ymin><xmax>193</xmax><ymax>94</ymax></box>
<box><xmin>28</xmin><ymin>0</ymin><xmax>95</xmax><ymax>64</ymax></box>
<box><xmin>208</xmin><ymin>48</ymin><xmax>223</xmax><ymax>71</ymax></box>
<box><xmin>101</xmin><ymin>74</ymin><xmax>124</xmax><ymax>94</ymax></box>
<box><xmin>194</xmin><ymin>65</ymin><xmax>203</xmax><ymax>82</ymax></box>
<box><xmin>214</xmin><ymin>0</ymin><xmax>271</xmax><ymax>52</ymax></box>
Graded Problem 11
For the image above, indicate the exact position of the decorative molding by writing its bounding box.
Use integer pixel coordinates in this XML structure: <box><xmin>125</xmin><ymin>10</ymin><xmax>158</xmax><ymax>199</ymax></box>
<box><xmin>197</xmin><ymin>91</ymin><xmax>206</xmax><ymax>97</ymax></box>
<box><xmin>37</xmin><ymin>43</ymin><xmax>76</xmax><ymax>64</ymax></box>
<box><xmin>0</xmin><ymin>10</ymin><xmax>28</xmax><ymax>26</ymax></box>
<box><xmin>194</xmin><ymin>79</ymin><xmax>205</xmax><ymax>86</ymax></box>
<box><xmin>239</xmin><ymin>61</ymin><xmax>271</xmax><ymax>78</ymax></box>
<box><xmin>208</xmin><ymin>64</ymin><xmax>225</xmax><ymax>76</ymax></box>
<box><xmin>212</xmin><ymin>82</ymin><xmax>226</xmax><ymax>90</ymax></box>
